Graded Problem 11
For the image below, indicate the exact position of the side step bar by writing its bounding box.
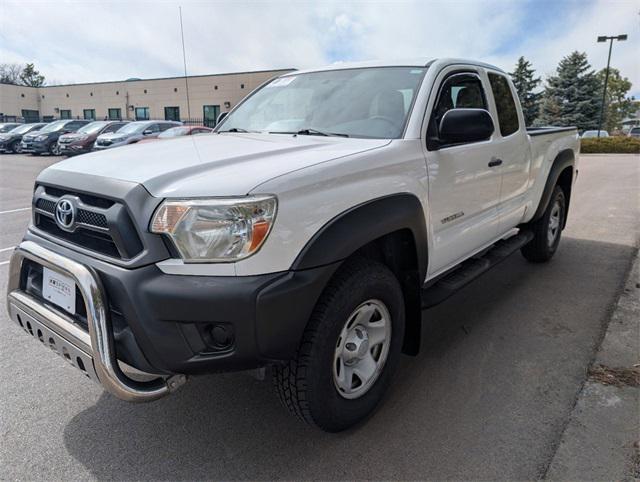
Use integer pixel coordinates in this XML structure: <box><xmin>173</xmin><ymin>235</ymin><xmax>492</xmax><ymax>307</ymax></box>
<box><xmin>421</xmin><ymin>230</ymin><xmax>534</xmax><ymax>308</ymax></box>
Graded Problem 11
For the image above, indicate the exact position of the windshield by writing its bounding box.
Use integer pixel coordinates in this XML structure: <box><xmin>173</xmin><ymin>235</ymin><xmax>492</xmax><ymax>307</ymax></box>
<box><xmin>0</xmin><ymin>124</ymin><xmax>19</xmax><ymax>133</ymax></box>
<box><xmin>9</xmin><ymin>124</ymin><xmax>35</xmax><ymax>134</ymax></box>
<box><xmin>219</xmin><ymin>67</ymin><xmax>427</xmax><ymax>139</ymax></box>
<box><xmin>39</xmin><ymin>121</ymin><xmax>67</xmax><ymax>133</ymax></box>
<box><xmin>158</xmin><ymin>127</ymin><xmax>190</xmax><ymax>138</ymax></box>
<box><xmin>117</xmin><ymin>122</ymin><xmax>147</xmax><ymax>134</ymax></box>
<box><xmin>77</xmin><ymin>121</ymin><xmax>108</xmax><ymax>134</ymax></box>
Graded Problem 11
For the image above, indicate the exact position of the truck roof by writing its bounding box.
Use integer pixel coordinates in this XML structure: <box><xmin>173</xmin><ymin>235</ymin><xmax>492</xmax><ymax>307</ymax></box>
<box><xmin>287</xmin><ymin>58</ymin><xmax>507</xmax><ymax>76</ymax></box>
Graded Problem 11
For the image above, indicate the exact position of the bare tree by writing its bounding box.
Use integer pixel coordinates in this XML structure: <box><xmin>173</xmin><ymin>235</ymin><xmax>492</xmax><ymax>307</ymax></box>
<box><xmin>0</xmin><ymin>63</ymin><xmax>23</xmax><ymax>84</ymax></box>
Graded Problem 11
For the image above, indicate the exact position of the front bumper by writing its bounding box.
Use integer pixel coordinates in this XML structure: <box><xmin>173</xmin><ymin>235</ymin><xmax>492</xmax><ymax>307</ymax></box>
<box><xmin>7</xmin><ymin>240</ymin><xmax>186</xmax><ymax>402</ymax></box>
<box><xmin>29</xmin><ymin>140</ymin><xmax>50</xmax><ymax>153</ymax></box>
<box><xmin>7</xmin><ymin>234</ymin><xmax>338</xmax><ymax>400</ymax></box>
<box><xmin>59</xmin><ymin>143</ymin><xmax>90</xmax><ymax>155</ymax></box>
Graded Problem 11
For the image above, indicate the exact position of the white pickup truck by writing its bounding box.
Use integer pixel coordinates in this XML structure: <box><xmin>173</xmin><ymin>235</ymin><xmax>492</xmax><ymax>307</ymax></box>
<box><xmin>7</xmin><ymin>58</ymin><xmax>579</xmax><ymax>432</ymax></box>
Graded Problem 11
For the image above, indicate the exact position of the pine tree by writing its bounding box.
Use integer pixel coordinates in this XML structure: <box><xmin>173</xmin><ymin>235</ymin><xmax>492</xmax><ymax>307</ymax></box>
<box><xmin>538</xmin><ymin>52</ymin><xmax>602</xmax><ymax>131</ymax></box>
<box><xmin>595</xmin><ymin>68</ymin><xmax>635</xmax><ymax>133</ymax></box>
<box><xmin>509</xmin><ymin>56</ymin><xmax>541</xmax><ymax>126</ymax></box>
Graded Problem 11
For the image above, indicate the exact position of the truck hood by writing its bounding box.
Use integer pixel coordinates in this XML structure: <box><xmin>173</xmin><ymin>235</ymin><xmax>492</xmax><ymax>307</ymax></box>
<box><xmin>46</xmin><ymin>133</ymin><xmax>390</xmax><ymax>197</ymax></box>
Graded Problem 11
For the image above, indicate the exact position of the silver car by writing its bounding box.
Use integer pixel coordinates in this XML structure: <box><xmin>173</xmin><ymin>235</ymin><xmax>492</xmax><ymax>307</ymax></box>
<box><xmin>93</xmin><ymin>120</ymin><xmax>182</xmax><ymax>150</ymax></box>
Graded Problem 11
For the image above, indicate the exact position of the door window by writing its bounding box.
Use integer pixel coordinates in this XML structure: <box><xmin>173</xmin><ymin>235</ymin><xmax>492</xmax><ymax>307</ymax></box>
<box><xmin>488</xmin><ymin>73</ymin><xmax>520</xmax><ymax>136</ymax></box>
<box><xmin>135</xmin><ymin>107</ymin><xmax>150</xmax><ymax>120</ymax></box>
<box><xmin>60</xmin><ymin>110</ymin><xmax>72</xmax><ymax>119</ymax></box>
<box><xmin>164</xmin><ymin>106</ymin><xmax>180</xmax><ymax>121</ymax></box>
<box><xmin>203</xmin><ymin>105</ymin><xmax>220</xmax><ymax>127</ymax></box>
<box><xmin>108</xmin><ymin>108</ymin><xmax>122</xmax><ymax>120</ymax></box>
<box><xmin>428</xmin><ymin>73</ymin><xmax>488</xmax><ymax>149</ymax></box>
<box><xmin>83</xmin><ymin>109</ymin><xmax>96</xmax><ymax>120</ymax></box>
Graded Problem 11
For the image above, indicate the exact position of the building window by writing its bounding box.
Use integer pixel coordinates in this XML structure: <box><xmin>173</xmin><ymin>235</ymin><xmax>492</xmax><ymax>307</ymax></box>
<box><xmin>22</xmin><ymin>109</ymin><xmax>40</xmax><ymax>122</ymax></box>
<box><xmin>21</xmin><ymin>93</ymin><xmax>25</xmax><ymax>98</ymax></box>
<box><xmin>164</xmin><ymin>106</ymin><xmax>180</xmax><ymax>121</ymax></box>
<box><xmin>41</xmin><ymin>95</ymin><xmax>45</xmax><ymax>99</ymax></box>
<box><xmin>60</xmin><ymin>110</ymin><xmax>72</xmax><ymax>119</ymax></box>
<box><xmin>203</xmin><ymin>105</ymin><xmax>220</xmax><ymax>127</ymax></box>
<box><xmin>108</xmin><ymin>108</ymin><xmax>122</xmax><ymax>120</ymax></box>
<box><xmin>144</xmin><ymin>89</ymin><xmax>148</xmax><ymax>94</ymax></box>
<box><xmin>66</xmin><ymin>93</ymin><xmax>69</xmax><ymax>98</ymax></box>
<box><xmin>214</xmin><ymin>85</ymin><xmax>218</xmax><ymax>90</ymax></box>
<box><xmin>240</xmin><ymin>84</ymin><xmax>245</xmax><ymax>89</ymax></box>
<box><xmin>116</xmin><ymin>91</ymin><xmax>119</xmax><ymax>95</ymax></box>
<box><xmin>90</xmin><ymin>92</ymin><xmax>93</xmax><ymax>96</ymax></box>
<box><xmin>135</xmin><ymin>107</ymin><xmax>149</xmax><ymax>120</ymax></box>
<box><xmin>174</xmin><ymin>87</ymin><xmax>178</xmax><ymax>92</ymax></box>
<box><xmin>83</xmin><ymin>109</ymin><xmax>96</xmax><ymax>120</ymax></box>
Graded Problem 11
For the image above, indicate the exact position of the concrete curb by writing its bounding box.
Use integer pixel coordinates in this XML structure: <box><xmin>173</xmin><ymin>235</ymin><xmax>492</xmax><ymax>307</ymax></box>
<box><xmin>545</xmin><ymin>250</ymin><xmax>640</xmax><ymax>480</ymax></box>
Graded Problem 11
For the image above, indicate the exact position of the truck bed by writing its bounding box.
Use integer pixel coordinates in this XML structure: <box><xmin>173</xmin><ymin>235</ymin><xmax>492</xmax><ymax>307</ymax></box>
<box><xmin>527</xmin><ymin>126</ymin><xmax>577</xmax><ymax>137</ymax></box>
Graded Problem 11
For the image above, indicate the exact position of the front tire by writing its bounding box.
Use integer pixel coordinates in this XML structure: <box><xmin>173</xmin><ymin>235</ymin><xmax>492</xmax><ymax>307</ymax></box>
<box><xmin>521</xmin><ymin>185</ymin><xmax>566</xmax><ymax>263</ymax></box>
<box><xmin>50</xmin><ymin>142</ymin><xmax>61</xmax><ymax>156</ymax></box>
<box><xmin>10</xmin><ymin>140</ymin><xmax>21</xmax><ymax>153</ymax></box>
<box><xmin>273</xmin><ymin>257</ymin><xmax>405</xmax><ymax>432</ymax></box>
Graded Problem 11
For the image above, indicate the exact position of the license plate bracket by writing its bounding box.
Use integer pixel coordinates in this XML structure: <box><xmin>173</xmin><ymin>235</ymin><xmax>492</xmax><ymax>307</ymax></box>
<box><xmin>42</xmin><ymin>267</ymin><xmax>76</xmax><ymax>315</ymax></box>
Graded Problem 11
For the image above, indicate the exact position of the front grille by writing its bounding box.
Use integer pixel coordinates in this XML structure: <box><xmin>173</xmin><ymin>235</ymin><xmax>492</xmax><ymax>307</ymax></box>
<box><xmin>58</xmin><ymin>138</ymin><xmax>74</xmax><ymax>144</ymax></box>
<box><xmin>33</xmin><ymin>185</ymin><xmax>143</xmax><ymax>260</ymax></box>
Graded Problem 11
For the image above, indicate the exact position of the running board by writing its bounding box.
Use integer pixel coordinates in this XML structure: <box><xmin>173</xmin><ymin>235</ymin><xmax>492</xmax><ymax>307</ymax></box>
<box><xmin>421</xmin><ymin>230</ymin><xmax>534</xmax><ymax>308</ymax></box>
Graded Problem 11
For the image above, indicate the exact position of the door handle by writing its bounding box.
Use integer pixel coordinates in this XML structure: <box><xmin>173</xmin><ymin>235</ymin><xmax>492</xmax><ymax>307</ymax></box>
<box><xmin>488</xmin><ymin>158</ymin><xmax>503</xmax><ymax>167</ymax></box>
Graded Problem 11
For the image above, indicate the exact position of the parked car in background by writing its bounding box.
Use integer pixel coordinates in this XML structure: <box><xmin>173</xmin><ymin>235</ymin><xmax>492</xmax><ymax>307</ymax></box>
<box><xmin>58</xmin><ymin>120</ymin><xmax>129</xmax><ymax>156</ymax></box>
<box><xmin>581</xmin><ymin>130</ymin><xmax>609</xmax><ymax>138</ymax></box>
<box><xmin>138</xmin><ymin>125</ymin><xmax>213</xmax><ymax>143</ymax></box>
<box><xmin>22</xmin><ymin>119</ymin><xmax>91</xmax><ymax>155</ymax></box>
<box><xmin>93</xmin><ymin>120</ymin><xmax>181</xmax><ymax>150</ymax></box>
<box><xmin>0</xmin><ymin>122</ymin><xmax>21</xmax><ymax>133</ymax></box>
<box><xmin>627</xmin><ymin>127</ymin><xmax>640</xmax><ymax>138</ymax></box>
<box><xmin>0</xmin><ymin>123</ymin><xmax>47</xmax><ymax>153</ymax></box>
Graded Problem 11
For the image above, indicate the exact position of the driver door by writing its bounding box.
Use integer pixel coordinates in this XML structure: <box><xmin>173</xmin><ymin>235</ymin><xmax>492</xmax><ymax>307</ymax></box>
<box><xmin>424</xmin><ymin>68</ymin><xmax>502</xmax><ymax>277</ymax></box>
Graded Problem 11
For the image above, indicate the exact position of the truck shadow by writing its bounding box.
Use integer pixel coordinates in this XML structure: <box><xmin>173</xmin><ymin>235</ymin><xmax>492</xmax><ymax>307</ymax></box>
<box><xmin>62</xmin><ymin>236</ymin><xmax>637</xmax><ymax>480</ymax></box>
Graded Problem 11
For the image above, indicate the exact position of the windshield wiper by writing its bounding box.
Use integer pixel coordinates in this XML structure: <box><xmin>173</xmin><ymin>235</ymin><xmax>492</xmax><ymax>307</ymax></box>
<box><xmin>218</xmin><ymin>127</ymin><xmax>252</xmax><ymax>133</ymax></box>
<box><xmin>271</xmin><ymin>128</ymin><xmax>349</xmax><ymax>138</ymax></box>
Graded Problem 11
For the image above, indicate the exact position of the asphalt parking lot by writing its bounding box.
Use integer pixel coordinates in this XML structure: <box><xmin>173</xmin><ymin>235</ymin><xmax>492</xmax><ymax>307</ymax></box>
<box><xmin>0</xmin><ymin>152</ymin><xmax>638</xmax><ymax>480</ymax></box>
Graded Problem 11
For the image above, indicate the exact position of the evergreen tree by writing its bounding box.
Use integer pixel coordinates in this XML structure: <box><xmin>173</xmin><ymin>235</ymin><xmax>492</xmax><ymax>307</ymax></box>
<box><xmin>595</xmin><ymin>68</ymin><xmax>635</xmax><ymax>133</ymax></box>
<box><xmin>19</xmin><ymin>63</ymin><xmax>45</xmax><ymax>87</ymax></box>
<box><xmin>538</xmin><ymin>51</ymin><xmax>602</xmax><ymax>131</ymax></box>
<box><xmin>509</xmin><ymin>56</ymin><xmax>541</xmax><ymax>126</ymax></box>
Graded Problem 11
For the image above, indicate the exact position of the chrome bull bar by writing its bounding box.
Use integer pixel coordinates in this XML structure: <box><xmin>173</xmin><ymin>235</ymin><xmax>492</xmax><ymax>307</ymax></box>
<box><xmin>6</xmin><ymin>240</ymin><xmax>186</xmax><ymax>402</ymax></box>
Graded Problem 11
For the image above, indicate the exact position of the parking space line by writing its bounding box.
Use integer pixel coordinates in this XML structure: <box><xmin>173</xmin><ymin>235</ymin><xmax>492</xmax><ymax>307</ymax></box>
<box><xmin>0</xmin><ymin>246</ymin><xmax>16</xmax><ymax>253</ymax></box>
<box><xmin>0</xmin><ymin>207</ymin><xmax>31</xmax><ymax>215</ymax></box>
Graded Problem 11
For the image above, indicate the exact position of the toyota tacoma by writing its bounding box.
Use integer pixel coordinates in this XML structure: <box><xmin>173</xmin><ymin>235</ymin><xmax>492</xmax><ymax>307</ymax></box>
<box><xmin>6</xmin><ymin>59</ymin><xmax>579</xmax><ymax>432</ymax></box>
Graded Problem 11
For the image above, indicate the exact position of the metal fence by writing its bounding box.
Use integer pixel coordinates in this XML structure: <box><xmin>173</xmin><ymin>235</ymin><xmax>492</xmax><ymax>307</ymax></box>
<box><xmin>0</xmin><ymin>114</ymin><xmax>218</xmax><ymax>128</ymax></box>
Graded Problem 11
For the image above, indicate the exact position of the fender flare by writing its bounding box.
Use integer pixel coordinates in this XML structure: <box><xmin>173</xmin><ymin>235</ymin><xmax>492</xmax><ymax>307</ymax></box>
<box><xmin>531</xmin><ymin>149</ymin><xmax>575</xmax><ymax>223</ymax></box>
<box><xmin>292</xmin><ymin>193</ymin><xmax>429</xmax><ymax>280</ymax></box>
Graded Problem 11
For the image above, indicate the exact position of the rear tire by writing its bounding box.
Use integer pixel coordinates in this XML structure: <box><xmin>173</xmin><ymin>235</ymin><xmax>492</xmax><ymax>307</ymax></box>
<box><xmin>521</xmin><ymin>185</ymin><xmax>566</xmax><ymax>263</ymax></box>
<box><xmin>273</xmin><ymin>257</ymin><xmax>405</xmax><ymax>432</ymax></box>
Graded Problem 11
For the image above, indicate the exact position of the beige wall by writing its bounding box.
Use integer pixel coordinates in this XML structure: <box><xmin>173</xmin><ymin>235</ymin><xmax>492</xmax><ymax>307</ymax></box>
<box><xmin>0</xmin><ymin>84</ymin><xmax>40</xmax><ymax>118</ymax></box>
<box><xmin>0</xmin><ymin>69</ymin><xmax>293</xmax><ymax>122</ymax></box>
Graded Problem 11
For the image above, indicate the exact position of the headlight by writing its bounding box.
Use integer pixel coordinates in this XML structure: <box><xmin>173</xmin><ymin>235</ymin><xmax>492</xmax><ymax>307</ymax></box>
<box><xmin>36</xmin><ymin>135</ymin><xmax>48</xmax><ymax>141</ymax></box>
<box><xmin>150</xmin><ymin>195</ymin><xmax>277</xmax><ymax>262</ymax></box>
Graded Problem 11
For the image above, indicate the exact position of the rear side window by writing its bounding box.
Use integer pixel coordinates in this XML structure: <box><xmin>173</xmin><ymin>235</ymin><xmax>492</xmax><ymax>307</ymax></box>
<box><xmin>488</xmin><ymin>73</ymin><xmax>519</xmax><ymax>137</ymax></box>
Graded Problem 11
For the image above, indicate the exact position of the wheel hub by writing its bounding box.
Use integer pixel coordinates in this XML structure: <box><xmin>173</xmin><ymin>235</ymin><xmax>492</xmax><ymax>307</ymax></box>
<box><xmin>343</xmin><ymin>325</ymin><xmax>370</xmax><ymax>365</ymax></box>
<box><xmin>333</xmin><ymin>300</ymin><xmax>392</xmax><ymax>400</ymax></box>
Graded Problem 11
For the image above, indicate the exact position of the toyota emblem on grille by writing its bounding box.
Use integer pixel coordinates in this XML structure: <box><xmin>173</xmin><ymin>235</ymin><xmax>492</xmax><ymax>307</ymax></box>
<box><xmin>55</xmin><ymin>198</ymin><xmax>76</xmax><ymax>230</ymax></box>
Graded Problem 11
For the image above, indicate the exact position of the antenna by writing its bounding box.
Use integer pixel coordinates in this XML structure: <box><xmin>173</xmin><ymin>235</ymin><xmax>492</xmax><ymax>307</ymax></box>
<box><xmin>179</xmin><ymin>6</ymin><xmax>192</xmax><ymax>119</ymax></box>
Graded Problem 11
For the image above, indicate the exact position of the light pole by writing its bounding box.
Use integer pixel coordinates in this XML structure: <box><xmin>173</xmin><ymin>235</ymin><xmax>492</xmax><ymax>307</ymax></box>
<box><xmin>596</xmin><ymin>34</ymin><xmax>627</xmax><ymax>138</ymax></box>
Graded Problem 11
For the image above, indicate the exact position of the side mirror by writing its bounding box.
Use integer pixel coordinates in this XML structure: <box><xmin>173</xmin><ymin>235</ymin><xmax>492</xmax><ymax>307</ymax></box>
<box><xmin>216</xmin><ymin>112</ymin><xmax>228</xmax><ymax>125</ymax></box>
<box><xmin>438</xmin><ymin>109</ymin><xmax>494</xmax><ymax>145</ymax></box>
<box><xmin>143</xmin><ymin>129</ymin><xmax>153</xmax><ymax>135</ymax></box>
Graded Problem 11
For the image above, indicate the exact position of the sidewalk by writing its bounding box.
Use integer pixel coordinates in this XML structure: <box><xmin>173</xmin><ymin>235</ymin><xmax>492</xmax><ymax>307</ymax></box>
<box><xmin>546</xmin><ymin>251</ymin><xmax>640</xmax><ymax>480</ymax></box>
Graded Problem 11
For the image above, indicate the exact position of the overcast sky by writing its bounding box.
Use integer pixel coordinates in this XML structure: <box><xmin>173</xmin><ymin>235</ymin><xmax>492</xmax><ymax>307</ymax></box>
<box><xmin>1</xmin><ymin>0</ymin><xmax>639</xmax><ymax>95</ymax></box>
